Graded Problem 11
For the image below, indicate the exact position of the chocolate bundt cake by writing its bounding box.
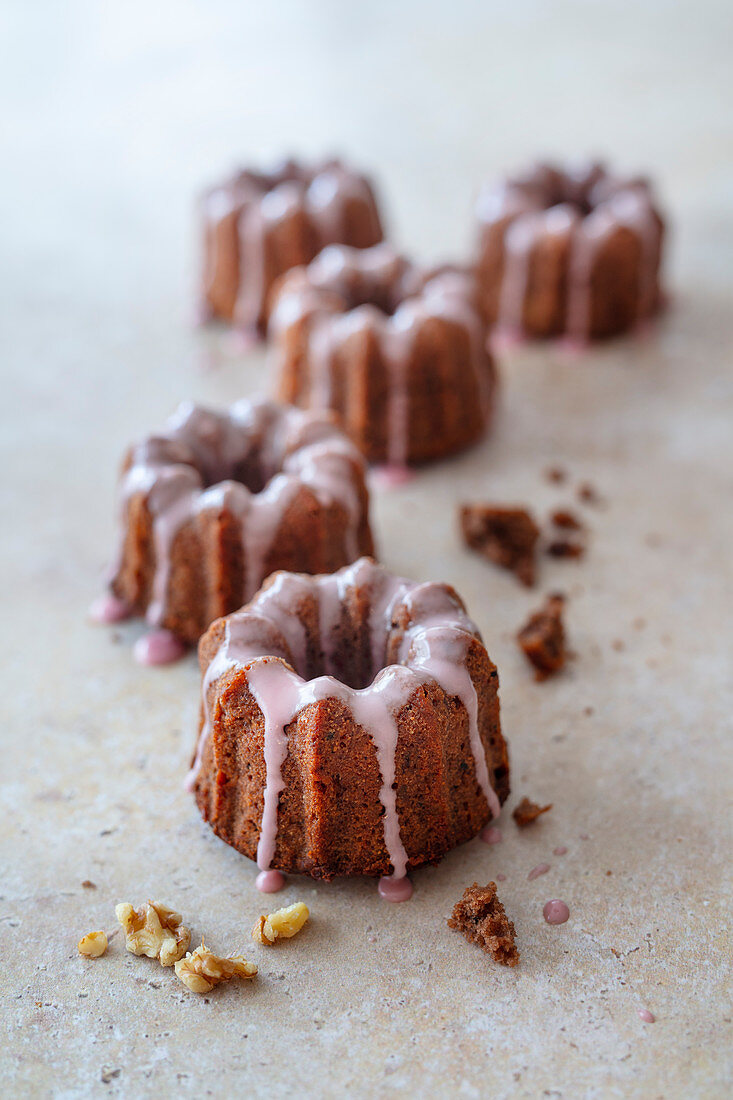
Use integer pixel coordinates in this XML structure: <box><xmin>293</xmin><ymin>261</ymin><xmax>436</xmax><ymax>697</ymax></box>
<box><xmin>475</xmin><ymin>162</ymin><xmax>665</xmax><ymax>340</ymax></box>
<box><xmin>188</xmin><ymin>557</ymin><xmax>510</xmax><ymax>883</ymax></box>
<box><xmin>200</xmin><ymin>158</ymin><xmax>384</xmax><ymax>334</ymax></box>
<box><xmin>109</xmin><ymin>400</ymin><xmax>374</xmax><ymax>645</ymax></box>
<box><xmin>269</xmin><ymin>243</ymin><xmax>496</xmax><ymax>466</ymax></box>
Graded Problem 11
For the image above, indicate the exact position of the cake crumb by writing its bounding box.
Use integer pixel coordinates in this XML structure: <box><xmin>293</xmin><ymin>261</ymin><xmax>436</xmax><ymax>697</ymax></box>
<box><xmin>546</xmin><ymin>538</ymin><xmax>585</xmax><ymax>559</ymax></box>
<box><xmin>544</xmin><ymin>465</ymin><xmax>567</xmax><ymax>484</ymax></box>
<box><xmin>448</xmin><ymin>882</ymin><xmax>519</xmax><ymax>966</ymax></box>
<box><xmin>115</xmin><ymin>900</ymin><xmax>191</xmax><ymax>967</ymax></box>
<box><xmin>252</xmin><ymin>902</ymin><xmax>309</xmax><ymax>946</ymax></box>
<box><xmin>550</xmin><ymin>509</ymin><xmax>583</xmax><ymax>530</ymax></box>
<box><xmin>78</xmin><ymin>930</ymin><xmax>108</xmax><ymax>958</ymax></box>
<box><xmin>175</xmin><ymin>942</ymin><xmax>258</xmax><ymax>994</ymax></box>
<box><xmin>513</xmin><ymin>797</ymin><xmax>553</xmax><ymax>827</ymax></box>
<box><xmin>460</xmin><ymin>504</ymin><xmax>539</xmax><ymax>587</ymax></box>
<box><xmin>577</xmin><ymin>481</ymin><xmax>603</xmax><ymax>507</ymax></box>
<box><xmin>517</xmin><ymin>594</ymin><xmax>567</xmax><ymax>680</ymax></box>
<box><xmin>81</xmin><ymin>880</ymin><xmax>97</xmax><ymax>890</ymax></box>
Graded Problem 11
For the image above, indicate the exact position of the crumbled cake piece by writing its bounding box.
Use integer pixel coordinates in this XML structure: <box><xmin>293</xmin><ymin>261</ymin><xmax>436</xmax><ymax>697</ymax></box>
<box><xmin>448</xmin><ymin>882</ymin><xmax>519</xmax><ymax>966</ymax></box>
<box><xmin>252</xmin><ymin>902</ymin><xmax>309</xmax><ymax>946</ymax></box>
<box><xmin>544</xmin><ymin>465</ymin><xmax>567</xmax><ymax>484</ymax></box>
<box><xmin>550</xmin><ymin>509</ymin><xmax>583</xmax><ymax>530</ymax></box>
<box><xmin>577</xmin><ymin>481</ymin><xmax>603</xmax><ymax>506</ymax></box>
<box><xmin>513</xmin><ymin>797</ymin><xmax>553</xmax><ymax>827</ymax></box>
<box><xmin>517</xmin><ymin>594</ymin><xmax>567</xmax><ymax>680</ymax></box>
<box><xmin>546</xmin><ymin>509</ymin><xmax>586</xmax><ymax>559</ymax></box>
<box><xmin>115</xmin><ymin>900</ymin><xmax>191</xmax><ymax>967</ymax></box>
<box><xmin>546</xmin><ymin>538</ymin><xmax>585</xmax><ymax>559</ymax></box>
<box><xmin>460</xmin><ymin>504</ymin><xmax>540</xmax><ymax>587</ymax></box>
<box><xmin>77</xmin><ymin>930</ymin><xmax>108</xmax><ymax>957</ymax></box>
<box><xmin>81</xmin><ymin>880</ymin><xmax>97</xmax><ymax>890</ymax></box>
<box><xmin>175</xmin><ymin>942</ymin><xmax>258</xmax><ymax>993</ymax></box>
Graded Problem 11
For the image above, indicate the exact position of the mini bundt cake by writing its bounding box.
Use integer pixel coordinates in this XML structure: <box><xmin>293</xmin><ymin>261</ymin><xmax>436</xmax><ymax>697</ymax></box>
<box><xmin>200</xmin><ymin>158</ymin><xmax>384</xmax><ymax>334</ymax></box>
<box><xmin>268</xmin><ymin>243</ymin><xmax>497</xmax><ymax>466</ymax></box>
<box><xmin>188</xmin><ymin>557</ymin><xmax>510</xmax><ymax>884</ymax></box>
<box><xmin>108</xmin><ymin>400</ymin><xmax>374</xmax><ymax>645</ymax></box>
<box><xmin>475</xmin><ymin>161</ymin><xmax>665</xmax><ymax>340</ymax></box>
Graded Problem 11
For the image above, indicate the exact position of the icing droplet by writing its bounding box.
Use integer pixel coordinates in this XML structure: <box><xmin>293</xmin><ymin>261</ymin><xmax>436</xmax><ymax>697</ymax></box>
<box><xmin>555</xmin><ymin>335</ymin><xmax>588</xmax><ymax>358</ymax></box>
<box><xmin>378</xmin><ymin>876</ymin><xmax>413</xmax><ymax>903</ymax></box>
<box><xmin>489</xmin><ymin>327</ymin><xmax>525</xmax><ymax>355</ymax></box>
<box><xmin>528</xmin><ymin>862</ymin><xmax>551</xmax><ymax>881</ymax></box>
<box><xmin>370</xmin><ymin>465</ymin><xmax>416</xmax><ymax>489</ymax></box>
<box><xmin>543</xmin><ymin>899</ymin><xmax>570</xmax><ymax>924</ymax></box>
<box><xmin>553</xmin><ymin>845</ymin><xmax>568</xmax><ymax>856</ymax></box>
<box><xmin>89</xmin><ymin>594</ymin><xmax>132</xmax><ymax>624</ymax></box>
<box><xmin>225</xmin><ymin>326</ymin><xmax>261</xmax><ymax>354</ymax></box>
<box><xmin>255</xmin><ymin>869</ymin><xmax>286</xmax><ymax>893</ymax></box>
<box><xmin>480</xmin><ymin>825</ymin><xmax>503</xmax><ymax>845</ymax></box>
<box><xmin>133</xmin><ymin>630</ymin><xmax>188</xmax><ymax>666</ymax></box>
<box><xmin>637</xmin><ymin>1008</ymin><xmax>656</xmax><ymax>1024</ymax></box>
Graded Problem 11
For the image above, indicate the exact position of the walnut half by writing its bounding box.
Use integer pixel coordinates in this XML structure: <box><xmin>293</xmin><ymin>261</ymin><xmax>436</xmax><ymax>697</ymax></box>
<box><xmin>115</xmin><ymin>900</ymin><xmax>191</xmax><ymax>966</ymax></box>
<box><xmin>252</xmin><ymin>902</ymin><xmax>309</xmax><ymax>946</ymax></box>
<box><xmin>78</xmin><ymin>930</ymin><xmax>108</xmax><ymax>957</ymax></box>
<box><xmin>175</xmin><ymin>943</ymin><xmax>258</xmax><ymax>994</ymax></box>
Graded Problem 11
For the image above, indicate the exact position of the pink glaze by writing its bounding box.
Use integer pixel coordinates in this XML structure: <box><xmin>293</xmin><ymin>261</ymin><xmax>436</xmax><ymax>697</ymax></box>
<box><xmin>89</xmin><ymin>594</ymin><xmax>132</xmax><ymax>624</ymax></box>
<box><xmin>225</xmin><ymin>326</ymin><xmax>261</xmax><ymax>354</ymax></box>
<box><xmin>495</xmin><ymin>872</ymin><xmax>507</xmax><ymax>882</ymax></box>
<box><xmin>133</xmin><ymin>630</ymin><xmax>188</xmax><ymax>666</ymax></box>
<box><xmin>543</xmin><ymin>899</ymin><xmax>570</xmax><ymax>924</ymax></box>
<box><xmin>378</xmin><ymin>876</ymin><xmax>413</xmax><ymax>902</ymax></box>
<box><xmin>554</xmin><ymin>335</ymin><xmax>588</xmax><ymax>358</ymax></box>
<box><xmin>370</xmin><ymin>464</ymin><xmax>416</xmax><ymax>489</ymax></box>
<box><xmin>637</xmin><ymin>1008</ymin><xmax>656</xmax><ymax>1023</ymax></box>
<box><xmin>489</xmin><ymin>326</ymin><xmax>526</xmax><ymax>356</ymax></box>
<box><xmin>255</xmin><ymin>869</ymin><xmax>286</xmax><ymax>893</ymax></box>
<box><xmin>553</xmin><ymin>846</ymin><xmax>568</xmax><ymax>856</ymax></box>
<box><xmin>480</xmin><ymin>825</ymin><xmax>503</xmax><ymax>845</ymax></box>
<box><xmin>528</xmin><ymin>862</ymin><xmax>551</xmax><ymax>881</ymax></box>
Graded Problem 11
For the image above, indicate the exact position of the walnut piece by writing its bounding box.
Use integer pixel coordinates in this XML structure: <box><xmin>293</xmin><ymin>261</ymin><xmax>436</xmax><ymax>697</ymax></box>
<box><xmin>175</xmin><ymin>943</ymin><xmax>258</xmax><ymax>994</ymax></box>
<box><xmin>78</xmin><ymin>930</ymin><xmax>108</xmax><ymax>957</ymax></box>
<box><xmin>252</xmin><ymin>902</ymin><xmax>309</xmax><ymax>946</ymax></box>
<box><xmin>115</xmin><ymin>900</ymin><xmax>191</xmax><ymax>966</ymax></box>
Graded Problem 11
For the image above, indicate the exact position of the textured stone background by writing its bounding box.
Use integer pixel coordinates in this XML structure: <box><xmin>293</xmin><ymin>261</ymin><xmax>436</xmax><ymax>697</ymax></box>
<box><xmin>1</xmin><ymin>1</ymin><xmax>731</xmax><ymax>1096</ymax></box>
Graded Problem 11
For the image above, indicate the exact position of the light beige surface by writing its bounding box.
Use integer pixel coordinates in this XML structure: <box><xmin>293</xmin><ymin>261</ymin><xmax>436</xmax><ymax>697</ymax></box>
<box><xmin>1</xmin><ymin>2</ymin><xmax>732</xmax><ymax>1097</ymax></box>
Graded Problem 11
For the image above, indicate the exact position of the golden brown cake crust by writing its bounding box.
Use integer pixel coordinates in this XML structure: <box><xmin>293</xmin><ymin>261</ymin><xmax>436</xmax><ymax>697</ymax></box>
<box><xmin>190</xmin><ymin>559</ymin><xmax>510</xmax><ymax>880</ymax></box>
